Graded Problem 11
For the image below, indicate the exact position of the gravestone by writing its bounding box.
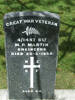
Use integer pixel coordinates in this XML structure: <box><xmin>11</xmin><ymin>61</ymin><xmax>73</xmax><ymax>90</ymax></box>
<box><xmin>4</xmin><ymin>11</ymin><xmax>60</xmax><ymax>100</ymax></box>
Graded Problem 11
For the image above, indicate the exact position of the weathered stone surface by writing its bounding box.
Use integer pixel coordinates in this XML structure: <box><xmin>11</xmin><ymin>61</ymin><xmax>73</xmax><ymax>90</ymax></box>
<box><xmin>4</xmin><ymin>11</ymin><xmax>60</xmax><ymax>100</ymax></box>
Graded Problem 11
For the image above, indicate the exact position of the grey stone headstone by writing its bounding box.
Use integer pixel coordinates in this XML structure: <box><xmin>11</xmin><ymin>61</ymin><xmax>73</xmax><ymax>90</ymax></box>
<box><xmin>4</xmin><ymin>11</ymin><xmax>60</xmax><ymax>100</ymax></box>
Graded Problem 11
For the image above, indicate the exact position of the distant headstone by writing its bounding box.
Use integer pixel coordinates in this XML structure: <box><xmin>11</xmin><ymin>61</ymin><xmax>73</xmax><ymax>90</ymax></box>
<box><xmin>4</xmin><ymin>11</ymin><xmax>60</xmax><ymax>100</ymax></box>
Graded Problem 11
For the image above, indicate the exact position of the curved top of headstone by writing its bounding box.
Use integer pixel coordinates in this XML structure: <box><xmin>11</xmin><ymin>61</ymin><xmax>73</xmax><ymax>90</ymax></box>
<box><xmin>4</xmin><ymin>11</ymin><xmax>60</xmax><ymax>20</ymax></box>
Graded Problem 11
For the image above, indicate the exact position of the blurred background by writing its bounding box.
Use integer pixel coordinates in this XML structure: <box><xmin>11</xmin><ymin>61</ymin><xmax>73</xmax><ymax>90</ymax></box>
<box><xmin>0</xmin><ymin>0</ymin><xmax>75</xmax><ymax>89</ymax></box>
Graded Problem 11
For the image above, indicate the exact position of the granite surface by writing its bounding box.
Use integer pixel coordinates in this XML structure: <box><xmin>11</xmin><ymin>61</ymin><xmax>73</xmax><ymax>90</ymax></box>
<box><xmin>4</xmin><ymin>11</ymin><xmax>60</xmax><ymax>100</ymax></box>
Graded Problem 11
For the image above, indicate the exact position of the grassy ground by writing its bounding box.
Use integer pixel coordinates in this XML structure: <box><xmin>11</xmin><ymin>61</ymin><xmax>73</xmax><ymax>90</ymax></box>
<box><xmin>0</xmin><ymin>0</ymin><xmax>75</xmax><ymax>89</ymax></box>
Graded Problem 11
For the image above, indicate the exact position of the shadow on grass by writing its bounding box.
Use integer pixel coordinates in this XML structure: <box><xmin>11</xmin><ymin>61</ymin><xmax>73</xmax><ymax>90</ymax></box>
<box><xmin>0</xmin><ymin>48</ymin><xmax>6</xmax><ymax>70</ymax></box>
<box><xmin>59</xmin><ymin>21</ymin><xmax>75</xmax><ymax>62</ymax></box>
<box><xmin>71</xmin><ymin>64</ymin><xmax>75</xmax><ymax>73</ymax></box>
<box><xmin>64</xmin><ymin>0</ymin><xmax>75</xmax><ymax>6</ymax></box>
<box><xmin>0</xmin><ymin>48</ymin><xmax>5</xmax><ymax>56</ymax></box>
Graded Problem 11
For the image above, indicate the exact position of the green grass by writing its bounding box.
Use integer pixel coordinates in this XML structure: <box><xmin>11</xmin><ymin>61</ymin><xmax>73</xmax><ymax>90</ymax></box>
<box><xmin>0</xmin><ymin>67</ymin><xmax>7</xmax><ymax>89</ymax></box>
<box><xmin>56</xmin><ymin>71</ymin><xmax>75</xmax><ymax>89</ymax></box>
<box><xmin>0</xmin><ymin>0</ymin><xmax>75</xmax><ymax>89</ymax></box>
